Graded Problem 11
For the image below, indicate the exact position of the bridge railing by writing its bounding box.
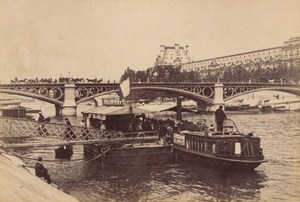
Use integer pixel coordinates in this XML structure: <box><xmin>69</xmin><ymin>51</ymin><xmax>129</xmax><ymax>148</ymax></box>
<box><xmin>0</xmin><ymin>117</ymin><xmax>158</xmax><ymax>141</ymax></box>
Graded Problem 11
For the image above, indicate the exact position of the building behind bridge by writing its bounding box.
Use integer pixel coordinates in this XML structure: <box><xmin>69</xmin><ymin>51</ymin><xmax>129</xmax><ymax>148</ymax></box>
<box><xmin>154</xmin><ymin>44</ymin><xmax>191</xmax><ymax>67</ymax></box>
<box><xmin>155</xmin><ymin>37</ymin><xmax>300</xmax><ymax>78</ymax></box>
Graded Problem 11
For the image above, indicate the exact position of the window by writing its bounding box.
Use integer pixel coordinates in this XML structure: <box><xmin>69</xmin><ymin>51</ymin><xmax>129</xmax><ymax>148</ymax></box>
<box><xmin>235</xmin><ymin>142</ymin><xmax>241</xmax><ymax>155</ymax></box>
<box><xmin>204</xmin><ymin>142</ymin><xmax>208</xmax><ymax>152</ymax></box>
<box><xmin>212</xmin><ymin>144</ymin><xmax>216</xmax><ymax>153</ymax></box>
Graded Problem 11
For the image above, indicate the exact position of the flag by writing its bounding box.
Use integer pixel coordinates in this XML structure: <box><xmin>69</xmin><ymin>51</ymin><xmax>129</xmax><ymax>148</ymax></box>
<box><xmin>120</xmin><ymin>78</ymin><xmax>130</xmax><ymax>98</ymax></box>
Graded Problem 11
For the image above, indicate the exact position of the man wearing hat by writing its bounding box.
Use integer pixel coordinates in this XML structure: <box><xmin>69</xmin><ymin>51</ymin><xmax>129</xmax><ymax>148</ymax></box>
<box><xmin>37</xmin><ymin>111</ymin><xmax>45</xmax><ymax>123</ymax></box>
<box><xmin>37</xmin><ymin>112</ymin><xmax>46</xmax><ymax>135</ymax></box>
<box><xmin>35</xmin><ymin>156</ymin><xmax>52</xmax><ymax>184</ymax></box>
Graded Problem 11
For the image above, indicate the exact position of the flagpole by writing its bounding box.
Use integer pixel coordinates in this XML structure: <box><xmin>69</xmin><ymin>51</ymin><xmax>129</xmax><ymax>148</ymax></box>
<box><xmin>119</xmin><ymin>78</ymin><xmax>132</xmax><ymax>136</ymax></box>
<box><xmin>129</xmin><ymin>104</ymin><xmax>133</xmax><ymax>137</ymax></box>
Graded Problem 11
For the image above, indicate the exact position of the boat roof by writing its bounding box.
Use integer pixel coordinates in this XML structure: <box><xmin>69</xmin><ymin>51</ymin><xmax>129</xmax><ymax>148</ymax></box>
<box><xmin>81</xmin><ymin>105</ymin><xmax>152</xmax><ymax>116</ymax></box>
<box><xmin>0</xmin><ymin>105</ymin><xmax>30</xmax><ymax>110</ymax></box>
<box><xmin>137</xmin><ymin>103</ymin><xmax>177</xmax><ymax>113</ymax></box>
<box><xmin>138</xmin><ymin>103</ymin><xmax>197</xmax><ymax>113</ymax></box>
<box><xmin>81</xmin><ymin>103</ymin><xmax>196</xmax><ymax>119</ymax></box>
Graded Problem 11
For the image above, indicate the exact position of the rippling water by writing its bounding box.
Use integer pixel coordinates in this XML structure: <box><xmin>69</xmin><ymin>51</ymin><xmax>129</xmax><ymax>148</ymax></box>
<box><xmin>10</xmin><ymin>111</ymin><xmax>300</xmax><ymax>202</ymax></box>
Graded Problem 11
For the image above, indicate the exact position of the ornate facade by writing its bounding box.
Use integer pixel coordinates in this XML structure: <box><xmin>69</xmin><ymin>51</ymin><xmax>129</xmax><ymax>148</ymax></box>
<box><xmin>181</xmin><ymin>37</ymin><xmax>300</xmax><ymax>73</ymax></box>
<box><xmin>155</xmin><ymin>44</ymin><xmax>191</xmax><ymax>67</ymax></box>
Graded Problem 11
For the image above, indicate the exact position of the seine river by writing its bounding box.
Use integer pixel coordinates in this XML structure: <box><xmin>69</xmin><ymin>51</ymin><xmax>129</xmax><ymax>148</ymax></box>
<box><xmin>12</xmin><ymin>110</ymin><xmax>300</xmax><ymax>202</ymax></box>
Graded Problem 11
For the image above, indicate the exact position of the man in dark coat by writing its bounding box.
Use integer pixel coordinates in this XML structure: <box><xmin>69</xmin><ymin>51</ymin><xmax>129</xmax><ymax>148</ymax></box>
<box><xmin>215</xmin><ymin>106</ymin><xmax>227</xmax><ymax>132</ymax></box>
<box><xmin>64</xmin><ymin>118</ymin><xmax>76</xmax><ymax>140</ymax></box>
<box><xmin>37</xmin><ymin>112</ymin><xmax>45</xmax><ymax>123</ymax></box>
<box><xmin>37</xmin><ymin>112</ymin><xmax>46</xmax><ymax>135</ymax></box>
<box><xmin>35</xmin><ymin>156</ymin><xmax>52</xmax><ymax>184</ymax></box>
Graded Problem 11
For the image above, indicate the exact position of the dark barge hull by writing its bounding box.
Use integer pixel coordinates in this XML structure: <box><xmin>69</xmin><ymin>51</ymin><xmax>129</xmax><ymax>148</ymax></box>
<box><xmin>173</xmin><ymin>145</ymin><xmax>266</xmax><ymax>171</ymax></box>
<box><xmin>84</xmin><ymin>144</ymin><xmax>173</xmax><ymax>165</ymax></box>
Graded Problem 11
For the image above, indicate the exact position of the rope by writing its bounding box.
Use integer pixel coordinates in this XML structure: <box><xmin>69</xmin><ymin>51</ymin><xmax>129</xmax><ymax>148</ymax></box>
<box><xmin>226</xmin><ymin>119</ymin><xmax>241</xmax><ymax>134</ymax></box>
<box><xmin>0</xmin><ymin>146</ymin><xmax>111</xmax><ymax>168</ymax></box>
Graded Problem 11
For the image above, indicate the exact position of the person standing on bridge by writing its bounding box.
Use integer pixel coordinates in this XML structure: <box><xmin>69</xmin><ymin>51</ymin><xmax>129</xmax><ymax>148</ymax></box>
<box><xmin>37</xmin><ymin>111</ymin><xmax>45</xmax><ymax>122</ymax></box>
<box><xmin>215</xmin><ymin>106</ymin><xmax>227</xmax><ymax>132</ymax></box>
<box><xmin>37</xmin><ymin>112</ymin><xmax>46</xmax><ymax>136</ymax></box>
<box><xmin>64</xmin><ymin>118</ymin><xmax>76</xmax><ymax>140</ymax></box>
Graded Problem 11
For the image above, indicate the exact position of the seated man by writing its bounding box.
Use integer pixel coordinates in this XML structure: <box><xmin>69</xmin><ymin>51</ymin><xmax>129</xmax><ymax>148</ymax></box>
<box><xmin>35</xmin><ymin>156</ymin><xmax>52</xmax><ymax>184</ymax></box>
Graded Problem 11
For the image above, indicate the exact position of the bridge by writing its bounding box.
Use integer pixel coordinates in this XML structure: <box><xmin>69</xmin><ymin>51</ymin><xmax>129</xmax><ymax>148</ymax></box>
<box><xmin>0</xmin><ymin>82</ymin><xmax>299</xmax><ymax>115</ymax></box>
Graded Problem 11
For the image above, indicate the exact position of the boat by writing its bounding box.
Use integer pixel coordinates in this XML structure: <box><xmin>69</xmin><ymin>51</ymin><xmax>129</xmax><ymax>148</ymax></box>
<box><xmin>172</xmin><ymin>119</ymin><xmax>267</xmax><ymax>171</ymax></box>
<box><xmin>273</xmin><ymin>105</ymin><xmax>290</xmax><ymax>112</ymax></box>
<box><xmin>55</xmin><ymin>145</ymin><xmax>73</xmax><ymax>159</ymax></box>
<box><xmin>81</xmin><ymin>104</ymin><xmax>173</xmax><ymax>165</ymax></box>
<box><xmin>84</xmin><ymin>143</ymin><xmax>172</xmax><ymax>165</ymax></box>
<box><xmin>226</xmin><ymin>104</ymin><xmax>259</xmax><ymax>112</ymax></box>
<box><xmin>258</xmin><ymin>104</ymin><xmax>273</xmax><ymax>112</ymax></box>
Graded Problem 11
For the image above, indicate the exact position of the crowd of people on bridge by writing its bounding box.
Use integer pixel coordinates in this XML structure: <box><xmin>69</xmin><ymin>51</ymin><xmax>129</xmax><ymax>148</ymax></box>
<box><xmin>10</xmin><ymin>77</ymin><xmax>115</xmax><ymax>84</ymax></box>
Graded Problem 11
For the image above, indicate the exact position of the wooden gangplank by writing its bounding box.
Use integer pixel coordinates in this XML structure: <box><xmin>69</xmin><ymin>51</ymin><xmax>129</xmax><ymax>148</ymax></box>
<box><xmin>0</xmin><ymin>136</ymin><xmax>159</xmax><ymax>149</ymax></box>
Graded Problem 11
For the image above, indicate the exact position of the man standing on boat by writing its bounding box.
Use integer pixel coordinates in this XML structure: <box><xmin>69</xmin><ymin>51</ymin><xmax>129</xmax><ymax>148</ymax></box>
<box><xmin>215</xmin><ymin>106</ymin><xmax>227</xmax><ymax>132</ymax></box>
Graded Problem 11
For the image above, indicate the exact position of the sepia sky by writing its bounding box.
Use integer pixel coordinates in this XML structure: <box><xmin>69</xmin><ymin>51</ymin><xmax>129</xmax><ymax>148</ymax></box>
<box><xmin>0</xmin><ymin>0</ymin><xmax>300</xmax><ymax>83</ymax></box>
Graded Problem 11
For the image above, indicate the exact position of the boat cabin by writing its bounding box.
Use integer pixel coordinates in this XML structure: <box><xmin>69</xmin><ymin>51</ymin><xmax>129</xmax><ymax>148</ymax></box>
<box><xmin>81</xmin><ymin>105</ymin><xmax>151</xmax><ymax>133</ymax></box>
<box><xmin>172</xmin><ymin>119</ymin><xmax>266</xmax><ymax>171</ymax></box>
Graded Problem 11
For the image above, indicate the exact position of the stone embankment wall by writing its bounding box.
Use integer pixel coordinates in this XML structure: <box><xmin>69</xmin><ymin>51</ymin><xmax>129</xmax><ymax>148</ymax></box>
<box><xmin>0</xmin><ymin>149</ymin><xmax>79</xmax><ymax>202</ymax></box>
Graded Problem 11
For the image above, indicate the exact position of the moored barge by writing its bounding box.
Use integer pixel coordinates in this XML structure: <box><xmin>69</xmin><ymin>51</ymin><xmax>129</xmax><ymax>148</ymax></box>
<box><xmin>81</xmin><ymin>104</ymin><xmax>173</xmax><ymax>165</ymax></box>
<box><xmin>172</xmin><ymin>120</ymin><xmax>267</xmax><ymax>171</ymax></box>
<box><xmin>84</xmin><ymin>143</ymin><xmax>172</xmax><ymax>165</ymax></box>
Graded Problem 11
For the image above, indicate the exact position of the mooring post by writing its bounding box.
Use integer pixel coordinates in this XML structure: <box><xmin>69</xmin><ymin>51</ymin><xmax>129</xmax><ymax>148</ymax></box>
<box><xmin>176</xmin><ymin>96</ymin><xmax>183</xmax><ymax>121</ymax></box>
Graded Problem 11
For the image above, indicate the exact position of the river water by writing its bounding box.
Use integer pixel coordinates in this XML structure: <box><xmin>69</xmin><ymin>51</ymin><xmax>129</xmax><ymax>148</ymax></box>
<box><xmin>9</xmin><ymin>109</ymin><xmax>300</xmax><ymax>202</ymax></box>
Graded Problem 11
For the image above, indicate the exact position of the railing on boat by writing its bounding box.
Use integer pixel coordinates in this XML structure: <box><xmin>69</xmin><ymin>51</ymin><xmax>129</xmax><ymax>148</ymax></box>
<box><xmin>175</xmin><ymin>130</ymin><xmax>264</xmax><ymax>160</ymax></box>
<box><xmin>187</xmin><ymin>136</ymin><xmax>262</xmax><ymax>159</ymax></box>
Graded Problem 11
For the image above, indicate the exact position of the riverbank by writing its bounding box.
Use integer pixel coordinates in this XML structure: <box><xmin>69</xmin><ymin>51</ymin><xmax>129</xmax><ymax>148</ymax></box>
<box><xmin>0</xmin><ymin>149</ymin><xmax>79</xmax><ymax>202</ymax></box>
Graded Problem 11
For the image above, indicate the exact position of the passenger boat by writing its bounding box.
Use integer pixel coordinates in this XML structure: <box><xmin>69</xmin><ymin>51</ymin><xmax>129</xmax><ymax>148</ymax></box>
<box><xmin>172</xmin><ymin>119</ymin><xmax>267</xmax><ymax>171</ymax></box>
<box><xmin>81</xmin><ymin>104</ymin><xmax>173</xmax><ymax>165</ymax></box>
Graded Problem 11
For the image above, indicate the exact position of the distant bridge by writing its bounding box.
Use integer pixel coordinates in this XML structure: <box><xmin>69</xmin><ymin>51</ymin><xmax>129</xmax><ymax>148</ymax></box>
<box><xmin>0</xmin><ymin>82</ymin><xmax>299</xmax><ymax>115</ymax></box>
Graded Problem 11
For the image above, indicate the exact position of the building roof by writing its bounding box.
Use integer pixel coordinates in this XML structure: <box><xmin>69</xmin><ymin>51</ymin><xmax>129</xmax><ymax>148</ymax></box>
<box><xmin>81</xmin><ymin>103</ymin><xmax>196</xmax><ymax>120</ymax></box>
<box><xmin>137</xmin><ymin>103</ymin><xmax>176</xmax><ymax>113</ymax></box>
<box><xmin>0</xmin><ymin>105</ymin><xmax>29</xmax><ymax>110</ymax></box>
<box><xmin>182</xmin><ymin>46</ymin><xmax>282</xmax><ymax>65</ymax></box>
<box><xmin>81</xmin><ymin>106</ymin><xmax>152</xmax><ymax>116</ymax></box>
